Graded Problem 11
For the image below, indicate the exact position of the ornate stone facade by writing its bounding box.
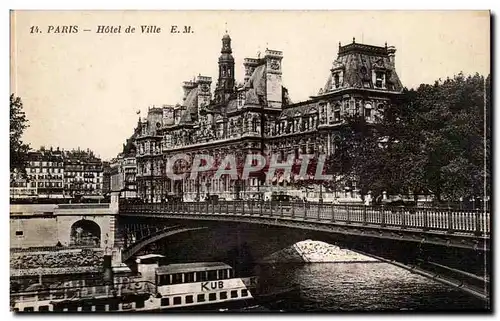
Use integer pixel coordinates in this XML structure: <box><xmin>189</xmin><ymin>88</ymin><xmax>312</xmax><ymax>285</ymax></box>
<box><xmin>134</xmin><ymin>35</ymin><xmax>403</xmax><ymax>202</ymax></box>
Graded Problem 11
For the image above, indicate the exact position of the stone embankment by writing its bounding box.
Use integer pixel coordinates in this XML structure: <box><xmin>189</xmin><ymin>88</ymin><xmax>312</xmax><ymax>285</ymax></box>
<box><xmin>10</xmin><ymin>248</ymin><xmax>103</xmax><ymax>277</ymax></box>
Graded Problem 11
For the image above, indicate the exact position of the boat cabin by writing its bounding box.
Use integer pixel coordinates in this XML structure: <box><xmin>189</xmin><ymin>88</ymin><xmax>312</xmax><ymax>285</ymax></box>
<box><xmin>156</xmin><ymin>262</ymin><xmax>234</xmax><ymax>285</ymax></box>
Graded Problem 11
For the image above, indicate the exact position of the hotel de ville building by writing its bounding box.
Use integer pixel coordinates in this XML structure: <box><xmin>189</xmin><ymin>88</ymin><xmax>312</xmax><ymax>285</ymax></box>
<box><xmin>128</xmin><ymin>33</ymin><xmax>403</xmax><ymax>203</ymax></box>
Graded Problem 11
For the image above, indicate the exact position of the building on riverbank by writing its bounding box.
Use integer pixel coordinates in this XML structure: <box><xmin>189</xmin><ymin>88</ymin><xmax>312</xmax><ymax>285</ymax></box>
<box><xmin>131</xmin><ymin>35</ymin><xmax>403</xmax><ymax>203</ymax></box>
<box><xmin>10</xmin><ymin>147</ymin><xmax>105</xmax><ymax>201</ymax></box>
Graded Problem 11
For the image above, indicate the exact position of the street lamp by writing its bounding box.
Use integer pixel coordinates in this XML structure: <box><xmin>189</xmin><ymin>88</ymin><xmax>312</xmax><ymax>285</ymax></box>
<box><xmin>205</xmin><ymin>180</ymin><xmax>211</xmax><ymax>201</ymax></box>
<box><xmin>196</xmin><ymin>175</ymin><xmax>200</xmax><ymax>202</ymax></box>
<box><xmin>150</xmin><ymin>141</ymin><xmax>154</xmax><ymax>204</ymax></box>
<box><xmin>315</xmin><ymin>148</ymin><xmax>323</xmax><ymax>203</ymax></box>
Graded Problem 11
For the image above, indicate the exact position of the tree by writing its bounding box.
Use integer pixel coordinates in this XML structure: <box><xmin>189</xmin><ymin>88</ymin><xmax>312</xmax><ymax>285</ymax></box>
<box><xmin>324</xmin><ymin>72</ymin><xmax>491</xmax><ymax>204</ymax></box>
<box><xmin>399</xmin><ymin>73</ymin><xmax>490</xmax><ymax>201</ymax></box>
<box><xmin>329</xmin><ymin>112</ymin><xmax>395</xmax><ymax>200</ymax></box>
<box><xmin>10</xmin><ymin>94</ymin><xmax>30</xmax><ymax>181</ymax></box>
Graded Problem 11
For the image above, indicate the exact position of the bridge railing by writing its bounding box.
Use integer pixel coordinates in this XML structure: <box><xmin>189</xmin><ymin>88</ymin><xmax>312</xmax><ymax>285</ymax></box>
<box><xmin>121</xmin><ymin>201</ymin><xmax>490</xmax><ymax>236</ymax></box>
<box><xmin>57</xmin><ymin>203</ymin><xmax>110</xmax><ymax>209</ymax></box>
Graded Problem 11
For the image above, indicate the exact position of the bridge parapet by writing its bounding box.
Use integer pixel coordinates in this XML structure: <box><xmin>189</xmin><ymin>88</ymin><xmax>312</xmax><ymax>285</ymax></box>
<box><xmin>54</xmin><ymin>203</ymin><xmax>114</xmax><ymax>216</ymax></box>
<box><xmin>120</xmin><ymin>201</ymin><xmax>490</xmax><ymax>251</ymax></box>
<box><xmin>121</xmin><ymin>201</ymin><xmax>491</xmax><ymax>236</ymax></box>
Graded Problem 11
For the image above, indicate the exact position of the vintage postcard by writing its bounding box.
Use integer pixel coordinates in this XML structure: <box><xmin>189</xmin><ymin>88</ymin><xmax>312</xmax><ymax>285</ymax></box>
<box><xmin>9</xmin><ymin>10</ymin><xmax>491</xmax><ymax>313</ymax></box>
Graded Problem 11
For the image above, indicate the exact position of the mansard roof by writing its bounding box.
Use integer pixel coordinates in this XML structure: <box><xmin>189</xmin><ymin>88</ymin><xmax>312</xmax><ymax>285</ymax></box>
<box><xmin>279</xmin><ymin>100</ymin><xmax>318</xmax><ymax>118</ymax></box>
<box><xmin>244</xmin><ymin>63</ymin><xmax>266</xmax><ymax>91</ymax></box>
<box><xmin>323</xmin><ymin>42</ymin><xmax>403</xmax><ymax>93</ymax></box>
<box><xmin>179</xmin><ymin>87</ymin><xmax>199</xmax><ymax>124</ymax></box>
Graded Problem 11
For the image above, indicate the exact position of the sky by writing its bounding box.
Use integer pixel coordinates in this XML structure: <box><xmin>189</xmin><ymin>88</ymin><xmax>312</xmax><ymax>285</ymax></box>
<box><xmin>10</xmin><ymin>10</ymin><xmax>490</xmax><ymax>160</ymax></box>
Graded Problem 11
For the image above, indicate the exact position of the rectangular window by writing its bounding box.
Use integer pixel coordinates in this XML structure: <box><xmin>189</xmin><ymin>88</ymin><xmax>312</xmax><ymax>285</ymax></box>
<box><xmin>375</xmin><ymin>72</ymin><xmax>384</xmax><ymax>88</ymax></box>
<box><xmin>53</xmin><ymin>305</ymin><xmax>64</xmax><ymax>312</ymax></box>
<box><xmin>185</xmin><ymin>295</ymin><xmax>194</xmax><ymax>304</ymax></box>
<box><xmin>208</xmin><ymin>293</ymin><xmax>217</xmax><ymax>301</ymax></box>
<box><xmin>334</xmin><ymin>110</ymin><xmax>341</xmax><ymax>121</ymax></box>
<box><xmin>218</xmin><ymin>269</ymin><xmax>228</xmax><ymax>280</ymax></box>
<box><xmin>207</xmin><ymin>270</ymin><xmax>217</xmax><ymax>281</ymax></box>
<box><xmin>279</xmin><ymin>150</ymin><xmax>285</xmax><ymax>161</ymax></box>
<box><xmin>197</xmin><ymin>294</ymin><xmax>205</xmax><ymax>302</ymax></box>
<box><xmin>241</xmin><ymin>289</ymin><xmax>249</xmax><ymax>297</ymax></box>
<box><xmin>231</xmin><ymin>290</ymin><xmax>238</xmax><ymax>298</ymax></box>
<box><xmin>38</xmin><ymin>306</ymin><xmax>49</xmax><ymax>312</ymax></box>
<box><xmin>94</xmin><ymin>304</ymin><xmax>105</xmax><ymax>311</ymax></box>
<box><xmin>23</xmin><ymin>307</ymin><xmax>34</xmax><ymax>312</ymax></box>
<box><xmin>172</xmin><ymin>273</ymin><xmax>183</xmax><ymax>284</ymax></box>
<box><xmin>136</xmin><ymin>300</ymin><xmax>145</xmax><ymax>309</ymax></box>
<box><xmin>82</xmin><ymin>304</ymin><xmax>92</xmax><ymax>312</ymax></box>
<box><xmin>159</xmin><ymin>274</ymin><xmax>170</xmax><ymax>286</ymax></box>
<box><xmin>365</xmin><ymin>108</ymin><xmax>372</xmax><ymax>119</ymax></box>
<box><xmin>161</xmin><ymin>298</ymin><xmax>169</xmax><ymax>306</ymax></box>
<box><xmin>15</xmin><ymin>231</ymin><xmax>23</xmax><ymax>236</ymax></box>
<box><xmin>184</xmin><ymin>272</ymin><xmax>194</xmax><ymax>283</ymax></box>
<box><xmin>108</xmin><ymin>303</ymin><xmax>119</xmax><ymax>311</ymax></box>
<box><xmin>220</xmin><ymin>292</ymin><xmax>228</xmax><ymax>300</ymax></box>
<box><xmin>173</xmin><ymin>297</ymin><xmax>182</xmax><ymax>305</ymax></box>
<box><xmin>67</xmin><ymin>305</ymin><xmax>78</xmax><ymax>312</ymax></box>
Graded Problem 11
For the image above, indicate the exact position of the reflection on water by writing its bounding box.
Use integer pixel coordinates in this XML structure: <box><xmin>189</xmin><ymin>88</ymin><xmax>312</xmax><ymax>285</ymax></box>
<box><xmin>256</xmin><ymin>262</ymin><xmax>488</xmax><ymax>312</ymax></box>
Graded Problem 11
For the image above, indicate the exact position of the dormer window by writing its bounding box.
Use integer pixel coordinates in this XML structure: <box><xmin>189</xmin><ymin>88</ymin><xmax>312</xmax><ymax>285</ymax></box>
<box><xmin>334</xmin><ymin>73</ymin><xmax>340</xmax><ymax>88</ymax></box>
<box><xmin>237</xmin><ymin>92</ymin><xmax>245</xmax><ymax>107</ymax></box>
<box><xmin>375</xmin><ymin>71</ymin><xmax>385</xmax><ymax>88</ymax></box>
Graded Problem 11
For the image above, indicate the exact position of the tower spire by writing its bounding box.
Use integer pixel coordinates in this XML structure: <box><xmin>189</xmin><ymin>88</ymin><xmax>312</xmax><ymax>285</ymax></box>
<box><xmin>216</xmin><ymin>28</ymin><xmax>235</xmax><ymax>102</ymax></box>
<box><xmin>221</xmin><ymin>32</ymin><xmax>232</xmax><ymax>54</ymax></box>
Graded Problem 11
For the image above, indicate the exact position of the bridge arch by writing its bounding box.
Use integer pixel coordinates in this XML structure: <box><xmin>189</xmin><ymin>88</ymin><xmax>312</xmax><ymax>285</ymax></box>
<box><xmin>70</xmin><ymin>219</ymin><xmax>101</xmax><ymax>247</ymax></box>
<box><xmin>122</xmin><ymin>226</ymin><xmax>208</xmax><ymax>262</ymax></box>
<box><xmin>118</xmin><ymin>203</ymin><xmax>490</xmax><ymax>301</ymax></box>
<box><xmin>56</xmin><ymin>214</ymin><xmax>116</xmax><ymax>249</ymax></box>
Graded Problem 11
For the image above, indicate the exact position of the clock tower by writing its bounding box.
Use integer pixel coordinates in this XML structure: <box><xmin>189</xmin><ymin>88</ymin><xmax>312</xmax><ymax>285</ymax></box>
<box><xmin>215</xmin><ymin>33</ymin><xmax>235</xmax><ymax>103</ymax></box>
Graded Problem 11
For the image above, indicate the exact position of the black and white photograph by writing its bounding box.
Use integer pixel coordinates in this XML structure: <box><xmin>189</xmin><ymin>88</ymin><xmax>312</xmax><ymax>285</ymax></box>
<box><xmin>9</xmin><ymin>10</ymin><xmax>491</xmax><ymax>313</ymax></box>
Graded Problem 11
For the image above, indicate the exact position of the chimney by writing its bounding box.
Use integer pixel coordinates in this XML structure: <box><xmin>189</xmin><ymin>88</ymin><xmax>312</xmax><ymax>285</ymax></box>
<box><xmin>243</xmin><ymin>58</ymin><xmax>259</xmax><ymax>84</ymax></box>
<box><xmin>264</xmin><ymin>49</ymin><xmax>283</xmax><ymax>109</ymax></box>
<box><xmin>196</xmin><ymin>75</ymin><xmax>212</xmax><ymax>112</ymax></box>
<box><xmin>387</xmin><ymin>46</ymin><xmax>396</xmax><ymax>68</ymax></box>
<box><xmin>162</xmin><ymin>105</ymin><xmax>175</xmax><ymax>126</ymax></box>
<box><xmin>182</xmin><ymin>80</ymin><xmax>197</xmax><ymax>101</ymax></box>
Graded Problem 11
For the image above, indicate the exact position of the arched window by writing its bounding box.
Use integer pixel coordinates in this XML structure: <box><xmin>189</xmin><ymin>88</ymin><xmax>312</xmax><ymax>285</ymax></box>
<box><xmin>252</xmin><ymin>117</ymin><xmax>258</xmax><ymax>133</ymax></box>
<box><xmin>365</xmin><ymin>103</ymin><xmax>373</xmax><ymax>120</ymax></box>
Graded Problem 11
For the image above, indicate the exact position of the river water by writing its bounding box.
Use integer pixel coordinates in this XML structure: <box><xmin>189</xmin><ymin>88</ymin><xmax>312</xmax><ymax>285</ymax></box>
<box><xmin>254</xmin><ymin>262</ymin><xmax>489</xmax><ymax>312</ymax></box>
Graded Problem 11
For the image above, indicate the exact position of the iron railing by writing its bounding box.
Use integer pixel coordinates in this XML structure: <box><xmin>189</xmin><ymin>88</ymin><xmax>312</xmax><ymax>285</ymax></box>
<box><xmin>11</xmin><ymin>280</ymin><xmax>157</xmax><ymax>303</ymax></box>
<box><xmin>121</xmin><ymin>201</ymin><xmax>491</xmax><ymax>236</ymax></box>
